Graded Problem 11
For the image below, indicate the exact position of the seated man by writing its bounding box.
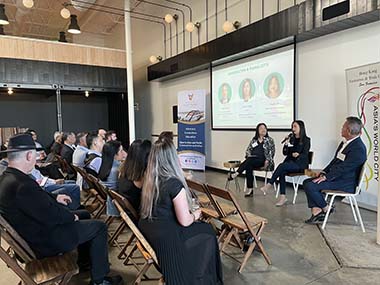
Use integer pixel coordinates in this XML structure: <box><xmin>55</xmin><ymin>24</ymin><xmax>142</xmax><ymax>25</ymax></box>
<box><xmin>73</xmin><ymin>132</ymin><xmax>89</xmax><ymax>168</ymax></box>
<box><xmin>84</xmin><ymin>132</ymin><xmax>104</xmax><ymax>177</ymax></box>
<box><xmin>105</xmin><ymin>130</ymin><xmax>117</xmax><ymax>142</ymax></box>
<box><xmin>0</xmin><ymin>134</ymin><xmax>123</xmax><ymax>285</ymax></box>
<box><xmin>60</xmin><ymin>132</ymin><xmax>76</xmax><ymax>165</ymax></box>
<box><xmin>303</xmin><ymin>117</ymin><xmax>367</xmax><ymax>224</ymax></box>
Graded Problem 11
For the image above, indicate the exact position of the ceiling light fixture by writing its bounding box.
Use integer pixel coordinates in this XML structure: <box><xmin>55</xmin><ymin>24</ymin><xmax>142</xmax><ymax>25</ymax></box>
<box><xmin>0</xmin><ymin>25</ymin><xmax>4</xmax><ymax>35</ymax></box>
<box><xmin>149</xmin><ymin>55</ymin><xmax>163</xmax><ymax>64</ymax></box>
<box><xmin>222</xmin><ymin>20</ymin><xmax>240</xmax><ymax>33</ymax></box>
<box><xmin>0</xmin><ymin>4</ymin><xmax>9</xmax><ymax>25</ymax></box>
<box><xmin>58</xmin><ymin>31</ymin><xmax>67</xmax><ymax>42</ymax></box>
<box><xmin>186</xmin><ymin>21</ymin><xmax>200</xmax><ymax>33</ymax></box>
<box><xmin>68</xmin><ymin>15</ymin><xmax>81</xmax><ymax>34</ymax></box>
<box><xmin>164</xmin><ymin>14</ymin><xmax>174</xmax><ymax>24</ymax></box>
<box><xmin>22</xmin><ymin>0</ymin><xmax>34</xmax><ymax>9</ymax></box>
<box><xmin>7</xmin><ymin>88</ymin><xmax>13</xmax><ymax>95</ymax></box>
<box><xmin>60</xmin><ymin>7</ymin><xmax>71</xmax><ymax>19</ymax></box>
<box><xmin>85</xmin><ymin>90</ymin><xmax>89</xmax><ymax>97</ymax></box>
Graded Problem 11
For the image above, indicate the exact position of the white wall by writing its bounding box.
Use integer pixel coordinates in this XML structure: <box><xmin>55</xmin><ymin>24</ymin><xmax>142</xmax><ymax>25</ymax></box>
<box><xmin>140</xmin><ymin>20</ymin><xmax>380</xmax><ymax>172</ymax></box>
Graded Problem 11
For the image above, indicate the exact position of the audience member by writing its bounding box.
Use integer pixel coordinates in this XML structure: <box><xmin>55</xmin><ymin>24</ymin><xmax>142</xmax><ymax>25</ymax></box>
<box><xmin>303</xmin><ymin>117</ymin><xmax>366</xmax><ymax>224</ymax></box>
<box><xmin>84</xmin><ymin>132</ymin><xmax>104</xmax><ymax>177</ymax></box>
<box><xmin>261</xmin><ymin>120</ymin><xmax>311</xmax><ymax>206</ymax></box>
<box><xmin>158</xmin><ymin>131</ymin><xmax>174</xmax><ymax>143</ymax></box>
<box><xmin>139</xmin><ymin>139</ymin><xmax>223</xmax><ymax>285</ymax></box>
<box><xmin>26</xmin><ymin>129</ymin><xmax>46</xmax><ymax>160</ymax></box>
<box><xmin>118</xmin><ymin>139</ymin><xmax>151</xmax><ymax>221</ymax></box>
<box><xmin>60</xmin><ymin>132</ymin><xmax>76</xmax><ymax>164</ymax></box>
<box><xmin>98</xmin><ymin>129</ymin><xmax>107</xmax><ymax>140</ymax></box>
<box><xmin>0</xmin><ymin>134</ymin><xmax>123</xmax><ymax>285</ymax></box>
<box><xmin>105</xmin><ymin>130</ymin><xmax>117</xmax><ymax>142</ymax></box>
<box><xmin>98</xmin><ymin>141</ymin><xmax>126</xmax><ymax>216</ymax></box>
<box><xmin>228</xmin><ymin>123</ymin><xmax>275</xmax><ymax>197</ymax></box>
<box><xmin>73</xmin><ymin>132</ymin><xmax>89</xmax><ymax>167</ymax></box>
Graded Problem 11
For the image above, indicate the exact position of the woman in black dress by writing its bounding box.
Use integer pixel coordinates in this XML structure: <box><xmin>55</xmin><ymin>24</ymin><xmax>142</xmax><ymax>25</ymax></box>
<box><xmin>139</xmin><ymin>139</ymin><xmax>223</xmax><ymax>285</ymax></box>
<box><xmin>118</xmin><ymin>139</ymin><xmax>151</xmax><ymax>222</ymax></box>
<box><xmin>261</xmin><ymin>120</ymin><xmax>311</xmax><ymax>206</ymax></box>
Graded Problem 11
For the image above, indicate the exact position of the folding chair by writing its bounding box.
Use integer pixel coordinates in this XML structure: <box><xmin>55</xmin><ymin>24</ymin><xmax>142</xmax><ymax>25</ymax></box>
<box><xmin>276</xmin><ymin>151</ymin><xmax>314</xmax><ymax>204</ymax></box>
<box><xmin>223</xmin><ymin>161</ymin><xmax>241</xmax><ymax>191</ymax></box>
<box><xmin>113</xmin><ymin>200</ymin><xmax>163</xmax><ymax>284</ymax></box>
<box><xmin>321</xmin><ymin>162</ymin><xmax>367</xmax><ymax>232</ymax></box>
<box><xmin>0</xmin><ymin>215</ymin><xmax>78</xmax><ymax>285</ymax></box>
<box><xmin>205</xmin><ymin>184</ymin><xmax>271</xmax><ymax>273</ymax></box>
<box><xmin>83</xmin><ymin>173</ymin><xmax>108</xmax><ymax>219</ymax></box>
<box><xmin>252</xmin><ymin>166</ymin><xmax>273</xmax><ymax>189</ymax></box>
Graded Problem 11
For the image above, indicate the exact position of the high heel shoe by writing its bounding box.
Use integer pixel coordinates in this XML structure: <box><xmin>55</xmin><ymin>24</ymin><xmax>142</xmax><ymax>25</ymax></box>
<box><xmin>244</xmin><ymin>188</ymin><xmax>253</xmax><ymax>197</ymax></box>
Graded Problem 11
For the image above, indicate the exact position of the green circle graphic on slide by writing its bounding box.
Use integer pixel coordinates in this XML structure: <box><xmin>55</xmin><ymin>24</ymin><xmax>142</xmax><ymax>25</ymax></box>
<box><xmin>264</xmin><ymin>72</ymin><xmax>285</xmax><ymax>99</ymax></box>
<box><xmin>218</xmin><ymin>83</ymin><xmax>232</xmax><ymax>104</ymax></box>
<box><xmin>239</xmin><ymin>78</ymin><xmax>256</xmax><ymax>101</ymax></box>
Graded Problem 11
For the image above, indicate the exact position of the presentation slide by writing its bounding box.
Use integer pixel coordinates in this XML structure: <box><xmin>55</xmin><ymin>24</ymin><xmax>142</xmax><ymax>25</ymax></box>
<box><xmin>211</xmin><ymin>45</ymin><xmax>295</xmax><ymax>130</ymax></box>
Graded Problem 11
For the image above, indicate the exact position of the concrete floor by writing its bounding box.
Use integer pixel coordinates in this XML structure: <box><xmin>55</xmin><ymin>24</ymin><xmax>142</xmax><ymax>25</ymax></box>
<box><xmin>0</xmin><ymin>170</ymin><xmax>379</xmax><ymax>284</ymax></box>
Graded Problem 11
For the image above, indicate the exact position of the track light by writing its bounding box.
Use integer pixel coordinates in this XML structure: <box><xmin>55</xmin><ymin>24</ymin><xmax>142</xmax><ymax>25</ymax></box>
<box><xmin>0</xmin><ymin>4</ymin><xmax>9</xmax><ymax>26</ymax></box>
<box><xmin>85</xmin><ymin>91</ymin><xmax>89</xmax><ymax>97</ymax></box>
<box><xmin>58</xmin><ymin>31</ymin><xmax>67</xmax><ymax>42</ymax></box>
<box><xmin>60</xmin><ymin>7</ymin><xmax>71</xmax><ymax>19</ymax></box>
<box><xmin>149</xmin><ymin>55</ymin><xmax>163</xmax><ymax>64</ymax></box>
<box><xmin>22</xmin><ymin>0</ymin><xmax>34</xmax><ymax>9</ymax></box>
<box><xmin>186</xmin><ymin>22</ymin><xmax>201</xmax><ymax>33</ymax></box>
<box><xmin>164</xmin><ymin>14</ymin><xmax>173</xmax><ymax>24</ymax></box>
<box><xmin>7</xmin><ymin>88</ymin><xmax>13</xmax><ymax>95</ymax></box>
<box><xmin>222</xmin><ymin>20</ymin><xmax>240</xmax><ymax>33</ymax></box>
<box><xmin>68</xmin><ymin>15</ymin><xmax>81</xmax><ymax>34</ymax></box>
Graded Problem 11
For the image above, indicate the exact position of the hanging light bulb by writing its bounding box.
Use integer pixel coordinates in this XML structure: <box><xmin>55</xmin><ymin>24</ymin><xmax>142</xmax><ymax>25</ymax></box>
<box><xmin>164</xmin><ymin>14</ymin><xmax>173</xmax><ymax>24</ymax></box>
<box><xmin>60</xmin><ymin>7</ymin><xmax>71</xmax><ymax>19</ymax></box>
<box><xmin>222</xmin><ymin>21</ymin><xmax>233</xmax><ymax>33</ymax></box>
<box><xmin>186</xmin><ymin>22</ymin><xmax>201</xmax><ymax>33</ymax></box>
<box><xmin>22</xmin><ymin>0</ymin><xmax>34</xmax><ymax>9</ymax></box>
<box><xmin>0</xmin><ymin>4</ymin><xmax>9</xmax><ymax>25</ymax></box>
<box><xmin>68</xmin><ymin>15</ymin><xmax>81</xmax><ymax>34</ymax></box>
<box><xmin>7</xmin><ymin>88</ymin><xmax>14</xmax><ymax>95</ymax></box>
<box><xmin>149</xmin><ymin>55</ymin><xmax>162</xmax><ymax>64</ymax></box>
<box><xmin>85</xmin><ymin>91</ymin><xmax>89</xmax><ymax>97</ymax></box>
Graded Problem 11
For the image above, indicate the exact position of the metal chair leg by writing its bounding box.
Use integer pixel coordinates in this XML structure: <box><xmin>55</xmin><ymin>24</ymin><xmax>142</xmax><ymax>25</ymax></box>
<box><xmin>275</xmin><ymin>183</ymin><xmax>279</xmax><ymax>198</ymax></box>
<box><xmin>253</xmin><ymin>171</ymin><xmax>257</xmax><ymax>188</ymax></box>
<box><xmin>348</xmin><ymin>196</ymin><xmax>358</xmax><ymax>222</ymax></box>
<box><xmin>352</xmin><ymin>197</ymin><xmax>365</xmax><ymax>233</ymax></box>
<box><xmin>322</xmin><ymin>195</ymin><xmax>335</xmax><ymax>230</ymax></box>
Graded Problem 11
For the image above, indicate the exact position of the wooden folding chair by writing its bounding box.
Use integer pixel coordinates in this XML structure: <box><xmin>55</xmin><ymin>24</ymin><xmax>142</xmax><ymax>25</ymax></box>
<box><xmin>113</xmin><ymin>200</ymin><xmax>163</xmax><ymax>284</ymax></box>
<box><xmin>0</xmin><ymin>215</ymin><xmax>78</xmax><ymax>285</ymax></box>
<box><xmin>83</xmin><ymin>173</ymin><xmax>108</xmax><ymax>219</ymax></box>
<box><xmin>205</xmin><ymin>184</ymin><xmax>271</xmax><ymax>273</ymax></box>
<box><xmin>108</xmin><ymin>190</ymin><xmax>138</xmax><ymax>252</ymax></box>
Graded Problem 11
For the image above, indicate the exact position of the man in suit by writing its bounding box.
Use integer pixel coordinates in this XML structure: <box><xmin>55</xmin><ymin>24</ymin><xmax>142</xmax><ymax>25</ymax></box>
<box><xmin>303</xmin><ymin>117</ymin><xmax>367</xmax><ymax>224</ymax></box>
<box><xmin>0</xmin><ymin>134</ymin><xmax>123</xmax><ymax>285</ymax></box>
<box><xmin>60</xmin><ymin>132</ymin><xmax>76</xmax><ymax>164</ymax></box>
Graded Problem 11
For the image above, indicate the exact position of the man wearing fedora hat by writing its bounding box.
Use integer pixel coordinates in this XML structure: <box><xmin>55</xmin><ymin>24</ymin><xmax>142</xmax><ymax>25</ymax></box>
<box><xmin>0</xmin><ymin>134</ymin><xmax>123</xmax><ymax>285</ymax></box>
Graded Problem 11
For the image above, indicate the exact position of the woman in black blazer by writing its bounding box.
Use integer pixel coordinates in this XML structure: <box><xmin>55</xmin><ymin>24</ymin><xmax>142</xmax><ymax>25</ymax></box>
<box><xmin>261</xmin><ymin>120</ymin><xmax>311</xmax><ymax>206</ymax></box>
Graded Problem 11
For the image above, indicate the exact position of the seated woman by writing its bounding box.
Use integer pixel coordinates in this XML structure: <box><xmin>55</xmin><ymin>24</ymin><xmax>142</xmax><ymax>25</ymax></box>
<box><xmin>98</xmin><ymin>140</ymin><xmax>127</xmax><ymax>216</ymax></box>
<box><xmin>139</xmin><ymin>139</ymin><xmax>224</xmax><ymax>285</ymax></box>
<box><xmin>118</xmin><ymin>139</ymin><xmax>151</xmax><ymax>223</ymax></box>
<box><xmin>261</xmin><ymin>120</ymin><xmax>311</xmax><ymax>206</ymax></box>
<box><xmin>228</xmin><ymin>123</ymin><xmax>275</xmax><ymax>197</ymax></box>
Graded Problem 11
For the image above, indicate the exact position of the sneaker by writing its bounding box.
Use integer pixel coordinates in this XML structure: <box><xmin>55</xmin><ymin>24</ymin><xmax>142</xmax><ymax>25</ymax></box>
<box><xmin>90</xmin><ymin>275</ymin><xmax>123</xmax><ymax>285</ymax></box>
<box><xmin>275</xmin><ymin>195</ymin><xmax>287</xmax><ymax>207</ymax></box>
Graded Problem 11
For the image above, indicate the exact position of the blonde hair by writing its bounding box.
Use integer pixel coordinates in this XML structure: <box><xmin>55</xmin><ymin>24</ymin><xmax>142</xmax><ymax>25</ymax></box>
<box><xmin>140</xmin><ymin>139</ymin><xmax>192</xmax><ymax>219</ymax></box>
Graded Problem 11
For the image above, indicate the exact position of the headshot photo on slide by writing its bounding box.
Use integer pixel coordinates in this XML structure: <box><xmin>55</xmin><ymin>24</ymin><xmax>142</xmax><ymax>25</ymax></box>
<box><xmin>239</xmin><ymin>78</ymin><xmax>256</xmax><ymax>102</ymax></box>
<box><xmin>264</xmin><ymin>72</ymin><xmax>284</xmax><ymax>99</ymax></box>
<box><xmin>218</xmin><ymin>83</ymin><xmax>232</xmax><ymax>104</ymax></box>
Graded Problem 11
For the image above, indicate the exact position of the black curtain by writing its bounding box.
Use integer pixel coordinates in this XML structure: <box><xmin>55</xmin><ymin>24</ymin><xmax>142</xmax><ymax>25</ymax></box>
<box><xmin>108</xmin><ymin>93</ymin><xmax>129</xmax><ymax>148</ymax></box>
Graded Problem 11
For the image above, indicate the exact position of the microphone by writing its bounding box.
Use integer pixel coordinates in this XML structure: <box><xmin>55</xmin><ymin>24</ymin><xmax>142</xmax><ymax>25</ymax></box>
<box><xmin>281</xmin><ymin>133</ymin><xmax>293</xmax><ymax>144</ymax></box>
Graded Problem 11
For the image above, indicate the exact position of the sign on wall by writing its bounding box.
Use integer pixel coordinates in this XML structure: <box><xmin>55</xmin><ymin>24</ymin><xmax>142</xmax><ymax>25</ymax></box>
<box><xmin>177</xmin><ymin>90</ymin><xmax>206</xmax><ymax>171</ymax></box>
<box><xmin>346</xmin><ymin>62</ymin><xmax>379</xmax><ymax>211</ymax></box>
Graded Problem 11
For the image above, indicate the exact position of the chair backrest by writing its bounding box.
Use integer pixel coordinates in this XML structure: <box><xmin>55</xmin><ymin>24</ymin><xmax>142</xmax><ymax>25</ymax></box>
<box><xmin>355</xmin><ymin>161</ymin><xmax>367</xmax><ymax>195</ymax></box>
<box><xmin>204</xmin><ymin>184</ymin><xmax>231</xmax><ymax>218</ymax></box>
<box><xmin>0</xmin><ymin>214</ymin><xmax>36</xmax><ymax>263</ymax></box>
<box><xmin>108</xmin><ymin>190</ymin><xmax>139</xmax><ymax>221</ymax></box>
<box><xmin>113</xmin><ymin>200</ymin><xmax>158</xmax><ymax>264</ymax></box>
<box><xmin>186</xmin><ymin>179</ymin><xmax>206</xmax><ymax>195</ymax></box>
<box><xmin>87</xmin><ymin>174</ymin><xmax>108</xmax><ymax>200</ymax></box>
<box><xmin>308</xmin><ymin>151</ymin><xmax>314</xmax><ymax>166</ymax></box>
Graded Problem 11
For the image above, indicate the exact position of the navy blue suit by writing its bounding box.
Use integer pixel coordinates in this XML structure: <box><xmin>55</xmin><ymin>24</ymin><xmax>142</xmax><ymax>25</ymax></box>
<box><xmin>303</xmin><ymin>137</ymin><xmax>366</xmax><ymax>209</ymax></box>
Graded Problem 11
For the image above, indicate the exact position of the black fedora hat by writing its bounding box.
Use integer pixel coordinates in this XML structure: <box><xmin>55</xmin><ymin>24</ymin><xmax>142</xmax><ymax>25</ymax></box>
<box><xmin>0</xmin><ymin>134</ymin><xmax>44</xmax><ymax>153</ymax></box>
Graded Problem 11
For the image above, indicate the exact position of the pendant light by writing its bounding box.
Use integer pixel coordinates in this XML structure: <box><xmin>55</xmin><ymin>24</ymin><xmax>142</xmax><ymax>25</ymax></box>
<box><xmin>0</xmin><ymin>4</ymin><xmax>9</xmax><ymax>26</ymax></box>
<box><xmin>68</xmin><ymin>15</ymin><xmax>81</xmax><ymax>34</ymax></box>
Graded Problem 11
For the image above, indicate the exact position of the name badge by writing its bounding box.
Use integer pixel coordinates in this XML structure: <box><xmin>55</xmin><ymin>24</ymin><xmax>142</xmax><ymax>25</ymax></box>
<box><xmin>251</xmin><ymin>142</ymin><xmax>258</xmax><ymax>148</ymax></box>
<box><xmin>337</xmin><ymin>152</ymin><xmax>346</xmax><ymax>161</ymax></box>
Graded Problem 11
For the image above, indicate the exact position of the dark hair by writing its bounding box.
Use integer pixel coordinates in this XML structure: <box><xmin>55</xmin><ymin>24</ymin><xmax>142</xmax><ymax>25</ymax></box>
<box><xmin>292</xmin><ymin>120</ymin><xmax>308</xmax><ymax>144</ymax></box>
<box><xmin>86</xmin><ymin>131</ymin><xmax>99</xmax><ymax>148</ymax></box>
<box><xmin>120</xmin><ymin>139</ymin><xmax>151</xmax><ymax>181</ymax></box>
<box><xmin>62</xmin><ymin>132</ymin><xmax>74</xmax><ymax>142</ymax></box>
<box><xmin>253</xmin><ymin>123</ymin><xmax>268</xmax><ymax>140</ymax></box>
<box><xmin>25</xmin><ymin>129</ymin><xmax>36</xmax><ymax>135</ymax></box>
<box><xmin>105</xmin><ymin>130</ymin><xmax>116</xmax><ymax>140</ymax></box>
<box><xmin>98</xmin><ymin>140</ymin><xmax>122</xmax><ymax>181</ymax></box>
<box><xmin>158</xmin><ymin>131</ymin><xmax>174</xmax><ymax>143</ymax></box>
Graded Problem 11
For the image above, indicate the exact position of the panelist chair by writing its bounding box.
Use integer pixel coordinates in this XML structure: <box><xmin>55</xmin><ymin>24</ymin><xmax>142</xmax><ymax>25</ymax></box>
<box><xmin>275</xmin><ymin>151</ymin><xmax>314</xmax><ymax>204</ymax></box>
<box><xmin>321</xmin><ymin>162</ymin><xmax>367</xmax><ymax>232</ymax></box>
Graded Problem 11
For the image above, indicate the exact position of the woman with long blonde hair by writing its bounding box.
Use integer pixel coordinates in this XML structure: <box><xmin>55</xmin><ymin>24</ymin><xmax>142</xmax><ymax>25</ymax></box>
<box><xmin>139</xmin><ymin>138</ymin><xmax>223</xmax><ymax>285</ymax></box>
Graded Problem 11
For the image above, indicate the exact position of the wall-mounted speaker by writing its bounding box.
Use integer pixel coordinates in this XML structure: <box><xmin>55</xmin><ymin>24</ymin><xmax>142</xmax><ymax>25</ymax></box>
<box><xmin>172</xmin><ymin>105</ymin><xmax>178</xmax><ymax>124</ymax></box>
<box><xmin>322</xmin><ymin>0</ymin><xmax>350</xmax><ymax>21</ymax></box>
